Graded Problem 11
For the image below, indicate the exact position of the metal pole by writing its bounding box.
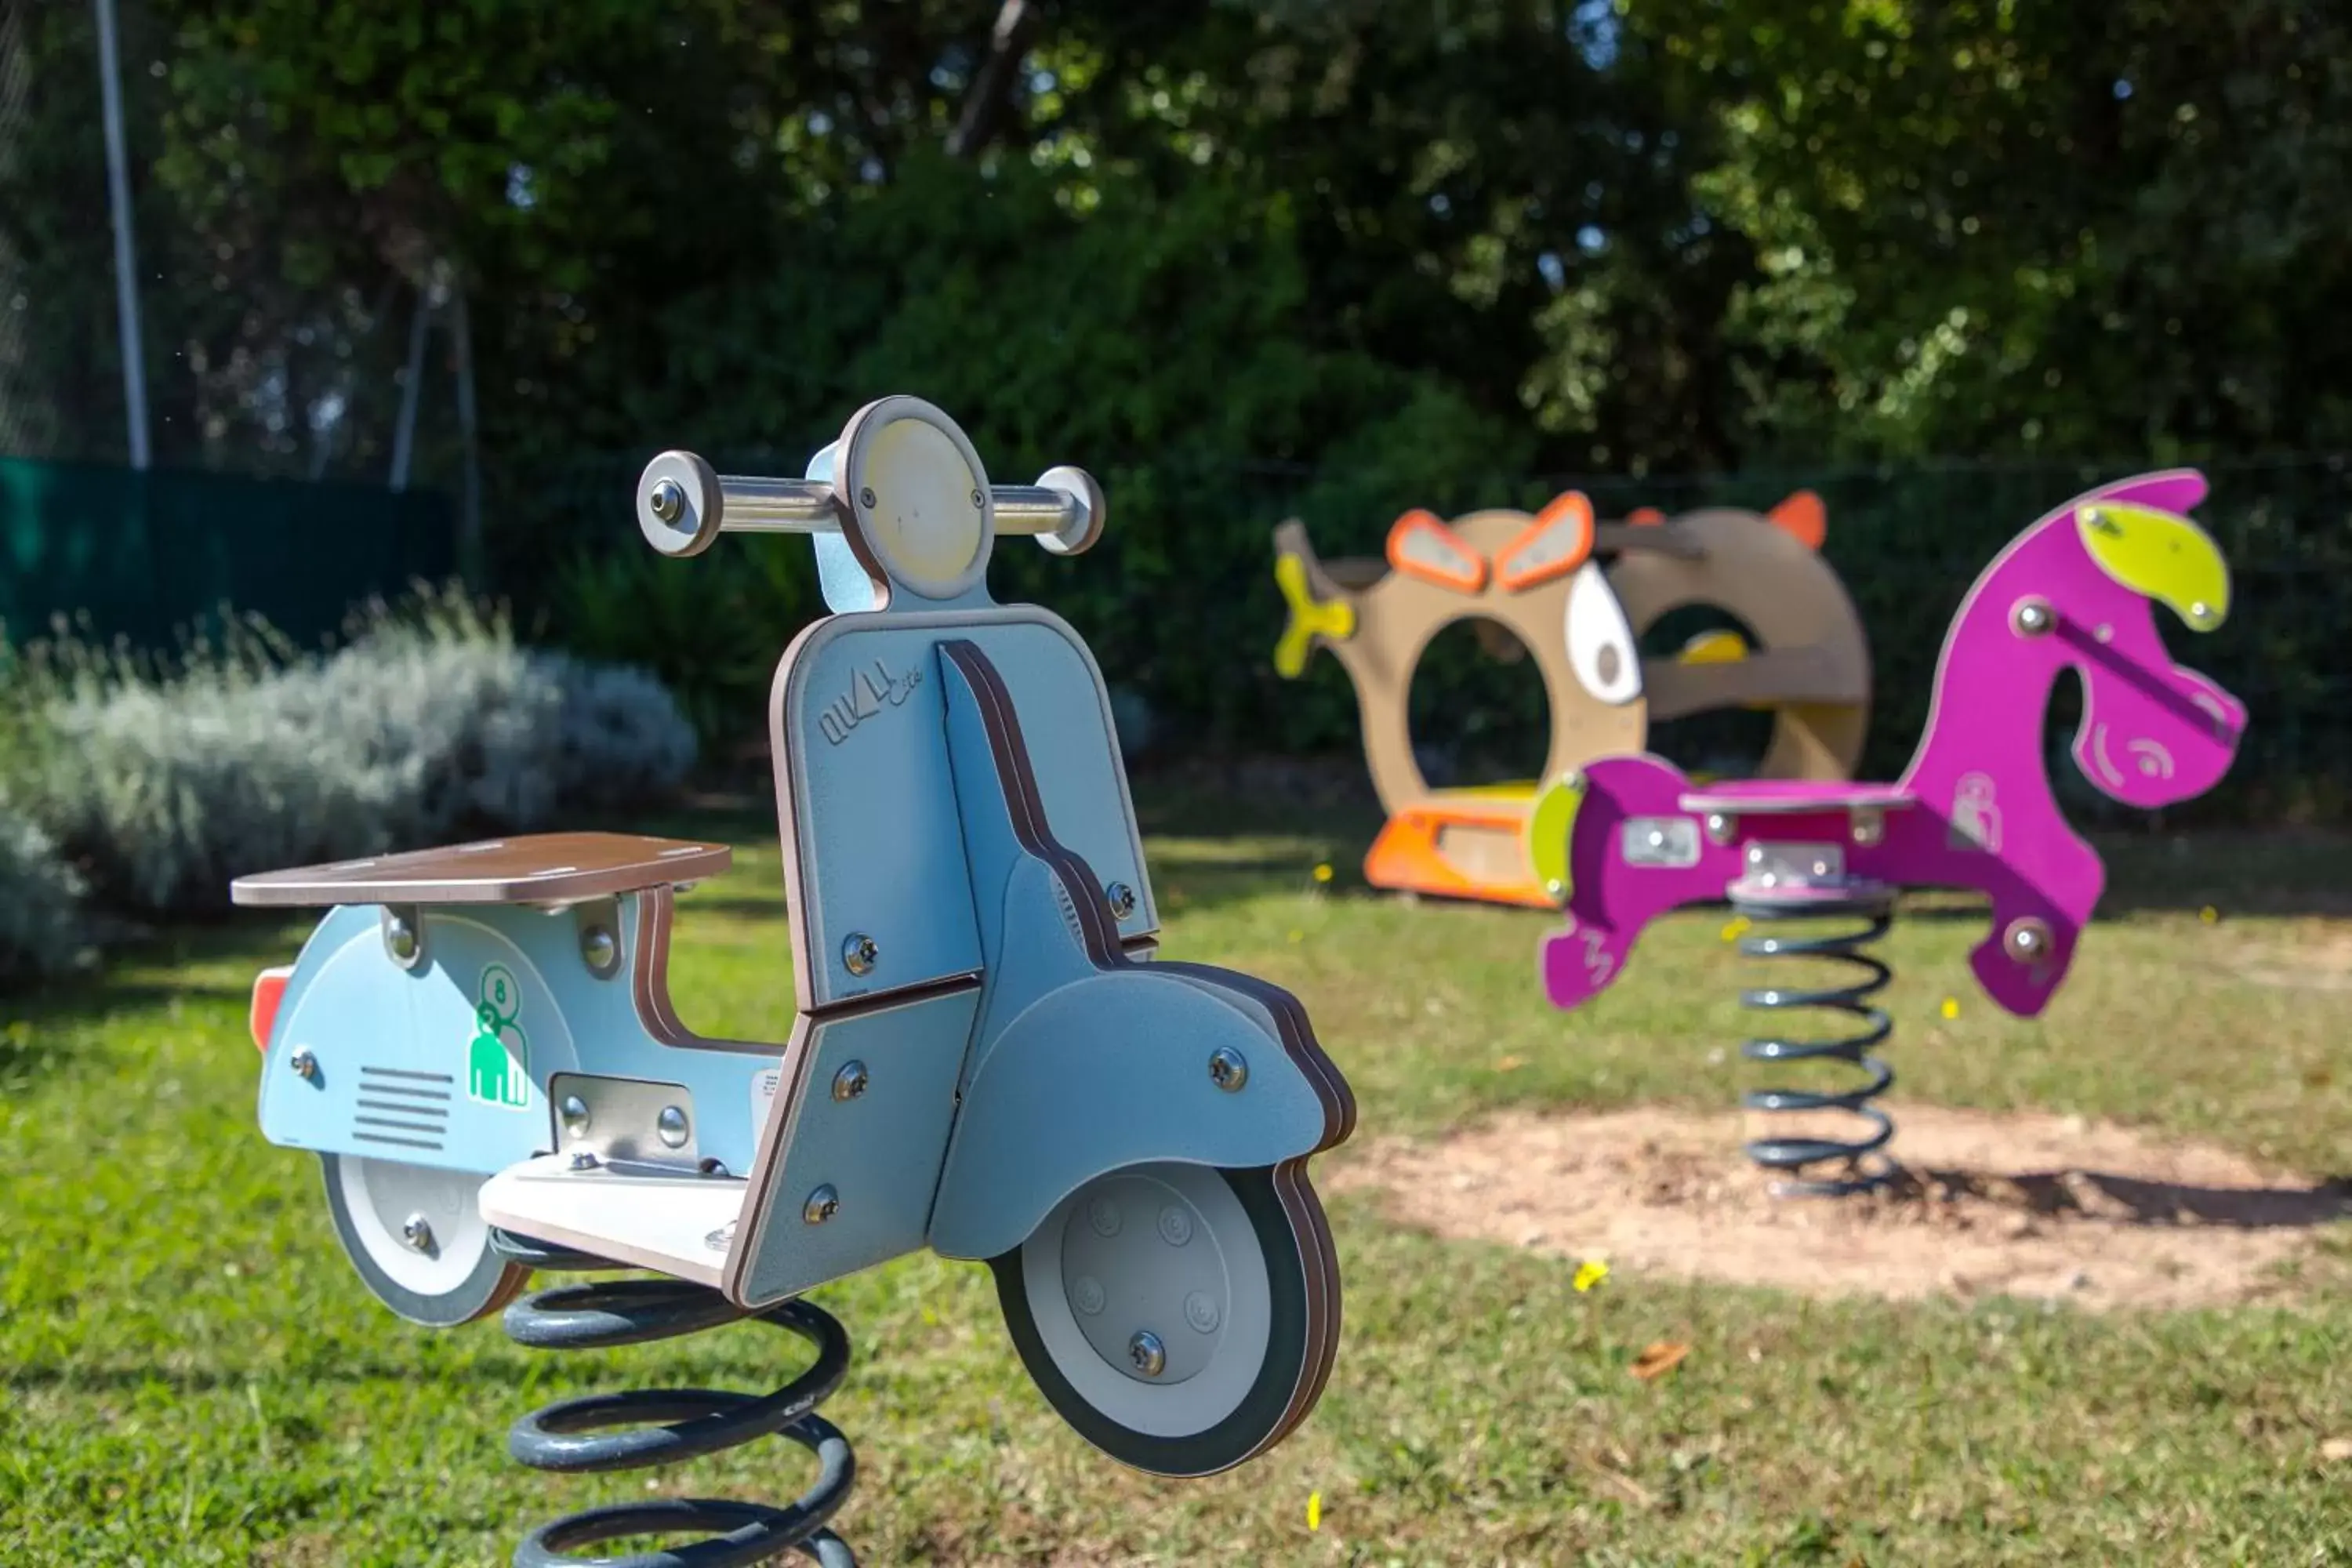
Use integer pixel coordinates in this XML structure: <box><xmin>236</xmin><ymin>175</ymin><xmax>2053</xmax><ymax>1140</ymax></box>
<box><xmin>448</xmin><ymin>282</ymin><xmax>482</xmax><ymax>589</ymax></box>
<box><xmin>388</xmin><ymin>281</ymin><xmax>437</xmax><ymax>492</ymax></box>
<box><xmin>92</xmin><ymin>0</ymin><xmax>150</xmax><ymax>469</ymax></box>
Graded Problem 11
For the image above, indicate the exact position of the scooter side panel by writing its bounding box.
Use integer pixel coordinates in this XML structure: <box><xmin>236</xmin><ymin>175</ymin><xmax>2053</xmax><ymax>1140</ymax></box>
<box><xmin>260</xmin><ymin>906</ymin><xmax>577</xmax><ymax>1176</ymax></box>
<box><xmin>725</xmin><ymin>985</ymin><xmax>979</xmax><ymax>1309</ymax></box>
<box><xmin>260</xmin><ymin>898</ymin><xmax>785</xmax><ymax>1182</ymax></box>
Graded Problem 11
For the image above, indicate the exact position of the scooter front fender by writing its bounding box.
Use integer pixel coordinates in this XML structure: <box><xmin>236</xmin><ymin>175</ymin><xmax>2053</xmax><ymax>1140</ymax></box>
<box><xmin>927</xmin><ymin>971</ymin><xmax>1329</xmax><ymax>1262</ymax></box>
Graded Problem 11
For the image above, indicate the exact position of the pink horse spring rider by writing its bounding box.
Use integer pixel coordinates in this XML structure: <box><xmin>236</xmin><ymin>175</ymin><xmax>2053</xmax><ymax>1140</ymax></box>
<box><xmin>1534</xmin><ymin>470</ymin><xmax>2245</xmax><ymax>1194</ymax></box>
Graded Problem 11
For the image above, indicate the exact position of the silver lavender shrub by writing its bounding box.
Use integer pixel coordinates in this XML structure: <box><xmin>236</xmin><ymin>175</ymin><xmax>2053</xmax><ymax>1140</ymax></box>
<box><xmin>11</xmin><ymin>590</ymin><xmax>698</xmax><ymax>918</ymax></box>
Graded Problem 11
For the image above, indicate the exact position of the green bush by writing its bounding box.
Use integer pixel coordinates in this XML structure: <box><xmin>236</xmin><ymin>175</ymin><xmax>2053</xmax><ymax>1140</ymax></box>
<box><xmin>6</xmin><ymin>590</ymin><xmax>696</xmax><ymax>916</ymax></box>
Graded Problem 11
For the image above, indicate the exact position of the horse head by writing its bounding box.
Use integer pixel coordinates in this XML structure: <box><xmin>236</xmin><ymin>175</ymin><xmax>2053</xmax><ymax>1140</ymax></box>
<box><xmin>1910</xmin><ymin>470</ymin><xmax>2245</xmax><ymax>814</ymax></box>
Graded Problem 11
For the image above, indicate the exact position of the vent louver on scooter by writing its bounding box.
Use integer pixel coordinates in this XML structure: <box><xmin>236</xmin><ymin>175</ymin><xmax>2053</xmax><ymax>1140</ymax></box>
<box><xmin>350</xmin><ymin>1065</ymin><xmax>452</xmax><ymax>1153</ymax></box>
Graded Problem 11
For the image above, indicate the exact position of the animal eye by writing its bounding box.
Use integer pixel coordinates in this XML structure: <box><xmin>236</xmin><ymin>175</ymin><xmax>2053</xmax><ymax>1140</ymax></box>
<box><xmin>1565</xmin><ymin>563</ymin><xmax>1641</xmax><ymax>706</ymax></box>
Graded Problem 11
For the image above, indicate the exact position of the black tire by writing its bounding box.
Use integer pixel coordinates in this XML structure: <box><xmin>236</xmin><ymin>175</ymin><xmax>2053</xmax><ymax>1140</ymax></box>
<box><xmin>990</xmin><ymin>1163</ymin><xmax>1319</xmax><ymax>1477</ymax></box>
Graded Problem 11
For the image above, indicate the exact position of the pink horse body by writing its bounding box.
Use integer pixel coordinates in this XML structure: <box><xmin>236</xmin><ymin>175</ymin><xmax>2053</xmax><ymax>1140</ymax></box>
<box><xmin>1541</xmin><ymin>470</ymin><xmax>2247</xmax><ymax>1019</ymax></box>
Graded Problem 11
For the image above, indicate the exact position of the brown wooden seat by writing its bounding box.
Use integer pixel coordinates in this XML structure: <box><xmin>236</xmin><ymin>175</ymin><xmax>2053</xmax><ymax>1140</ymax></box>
<box><xmin>230</xmin><ymin>832</ymin><xmax>733</xmax><ymax>907</ymax></box>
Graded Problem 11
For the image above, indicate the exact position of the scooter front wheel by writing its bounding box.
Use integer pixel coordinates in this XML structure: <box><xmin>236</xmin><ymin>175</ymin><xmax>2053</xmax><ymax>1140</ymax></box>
<box><xmin>320</xmin><ymin>1153</ymin><xmax>528</xmax><ymax>1327</ymax></box>
<box><xmin>991</xmin><ymin>1161</ymin><xmax>1337</xmax><ymax>1477</ymax></box>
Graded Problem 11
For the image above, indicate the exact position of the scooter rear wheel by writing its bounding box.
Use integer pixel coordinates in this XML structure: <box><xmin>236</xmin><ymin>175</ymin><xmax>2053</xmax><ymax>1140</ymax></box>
<box><xmin>991</xmin><ymin>1161</ymin><xmax>1334</xmax><ymax>1477</ymax></box>
<box><xmin>321</xmin><ymin>1153</ymin><xmax>528</xmax><ymax>1327</ymax></box>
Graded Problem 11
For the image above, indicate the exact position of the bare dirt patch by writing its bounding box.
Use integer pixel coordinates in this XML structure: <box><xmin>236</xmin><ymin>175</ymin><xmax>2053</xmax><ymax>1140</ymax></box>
<box><xmin>1329</xmin><ymin>1105</ymin><xmax>2352</xmax><ymax>1311</ymax></box>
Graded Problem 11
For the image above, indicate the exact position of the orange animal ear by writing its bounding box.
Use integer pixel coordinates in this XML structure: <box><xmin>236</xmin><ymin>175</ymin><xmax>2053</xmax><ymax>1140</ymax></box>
<box><xmin>1626</xmin><ymin>506</ymin><xmax>1667</xmax><ymax>526</ymax></box>
<box><xmin>1386</xmin><ymin>509</ymin><xmax>1487</xmax><ymax>593</ymax></box>
<box><xmin>1495</xmin><ymin>492</ymin><xmax>1596</xmax><ymax>592</ymax></box>
<box><xmin>1767</xmin><ymin>491</ymin><xmax>1827</xmax><ymax>550</ymax></box>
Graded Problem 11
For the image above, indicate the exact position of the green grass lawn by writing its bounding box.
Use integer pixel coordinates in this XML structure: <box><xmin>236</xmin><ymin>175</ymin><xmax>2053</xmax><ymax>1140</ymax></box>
<box><xmin>4</xmin><ymin>790</ymin><xmax>2349</xmax><ymax>1566</ymax></box>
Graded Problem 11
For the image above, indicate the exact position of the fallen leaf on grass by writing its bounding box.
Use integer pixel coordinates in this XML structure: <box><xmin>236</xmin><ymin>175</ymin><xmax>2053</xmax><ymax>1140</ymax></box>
<box><xmin>2323</xmin><ymin>1437</ymin><xmax>2352</xmax><ymax>1463</ymax></box>
<box><xmin>1495</xmin><ymin>1054</ymin><xmax>1525</xmax><ymax>1073</ymax></box>
<box><xmin>1630</xmin><ymin>1341</ymin><xmax>1691</xmax><ymax>1381</ymax></box>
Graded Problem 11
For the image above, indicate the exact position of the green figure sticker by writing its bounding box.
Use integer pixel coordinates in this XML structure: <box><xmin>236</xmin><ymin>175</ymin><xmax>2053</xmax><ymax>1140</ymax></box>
<box><xmin>467</xmin><ymin>963</ymin><xmax>531</xmax><ymax>1109</ymax></box>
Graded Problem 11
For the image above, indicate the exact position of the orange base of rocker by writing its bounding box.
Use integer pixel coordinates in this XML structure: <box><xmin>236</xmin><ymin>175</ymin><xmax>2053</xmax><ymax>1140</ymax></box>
<box><xmin>1362</xmin><ymin>790</ymin><xmax>1555</xmax><ymax>909</ymax></box>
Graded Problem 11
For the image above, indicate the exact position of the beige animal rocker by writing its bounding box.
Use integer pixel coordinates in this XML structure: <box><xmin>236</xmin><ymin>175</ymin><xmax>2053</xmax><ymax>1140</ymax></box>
<box><xmin>1272</xmin><ymin>491</ymin><xmax>1869</xmax><ymax>906</ymax></box>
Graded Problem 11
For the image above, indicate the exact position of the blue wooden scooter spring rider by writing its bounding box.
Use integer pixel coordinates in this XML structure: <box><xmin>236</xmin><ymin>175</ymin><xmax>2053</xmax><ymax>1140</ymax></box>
<box><xmin>233</xmin><ymin>397</ymin><xmax>1356</xmax><ymax>1566</ymax></box>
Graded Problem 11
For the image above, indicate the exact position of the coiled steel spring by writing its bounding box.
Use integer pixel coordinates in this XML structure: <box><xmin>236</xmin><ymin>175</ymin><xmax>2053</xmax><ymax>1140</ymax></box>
<box><xmin>1732</xmin><ymin>886</ymin><xmax>1898</xmax><ymax>1197</ymax></box>
<box><xmin>488</xmin><ymin>1230</ymin><xmax>858</xmax><ymax>1567</ymax></box>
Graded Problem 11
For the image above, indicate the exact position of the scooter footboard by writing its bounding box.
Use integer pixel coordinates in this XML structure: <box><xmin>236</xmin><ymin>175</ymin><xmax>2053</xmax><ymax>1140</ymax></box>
<box><xmin>926</xmin><ymin>971</ymin><xmax>1331</xmax><ymax>1263</ymax></box>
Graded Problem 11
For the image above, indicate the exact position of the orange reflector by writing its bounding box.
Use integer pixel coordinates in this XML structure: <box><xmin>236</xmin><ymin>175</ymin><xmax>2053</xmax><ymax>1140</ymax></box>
<box><xmin>251</xmin><ymin>965</ymin><xmax>294</xmax><ymax>1052</ymax></box>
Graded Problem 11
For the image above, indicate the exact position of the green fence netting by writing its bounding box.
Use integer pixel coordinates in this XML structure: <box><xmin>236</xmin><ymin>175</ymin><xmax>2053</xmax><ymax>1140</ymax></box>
<box><xmin>0</xmin><ymin>456</ymin><xmax>457</xmax><ymax>651</ymax></box>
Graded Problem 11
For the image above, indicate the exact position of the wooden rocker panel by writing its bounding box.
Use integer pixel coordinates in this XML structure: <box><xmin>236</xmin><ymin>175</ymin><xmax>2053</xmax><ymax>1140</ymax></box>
<box><xmin>230</xmin><ymin>832</ymin><xmax>733</xmax><ymax>908</ymax></box>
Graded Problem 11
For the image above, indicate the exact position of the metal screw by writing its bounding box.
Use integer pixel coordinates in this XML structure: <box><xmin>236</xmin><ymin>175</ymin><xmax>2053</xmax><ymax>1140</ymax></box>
<box><xmin>401</xmin><ymin>1214</ymin><xmax>434</xmax><ymax>1252</ymax></box>
<box><xmin>1208</xmin><ymin>1046</ymin><xmax>1249</xmax><ymax>1092</ymax></box>
<box><xmin>1852</xmin><ymin>808</ymin><xmax>1886</xmax><ymax>848</ymax></box>
<box><xmin>648</xmin><ymin>477</ymin><xmax>685</xmax><ymax>524</ymax></box>
<box><xmin>1128</xmin><ymin>1330</ymin><xmax>1167</xmax><ymax>1378</ymax></box>
<box><xmin>289</xmin><ymin>1047</ymin><xmax>318</xmax><ymax>1081</ymax></box>
<box><xmin>832</xmin><ymin>1061</ymin><xmax>869</xmax><ymax>1102</ymax></box>
<box><xmin>560</xmin><ymin>1094</ymin><xmax>591</xmax><ymax>1140</ymax></box>
<box><xmin>2013</xmin><ymin>599</ymin><xmax>2056</xmax><ymax>637</ymax></box>
<box><xmin>841</xmin><ymin>933</ymin><xmax>878</xmax><ymax>977</ymax></box>
<box><xmin>2005</xmin><ymin>918</ymin><xmax>2053</xmax><ymax>963</ymax></box>
<box><xmin>858</xmin><ymin>486</ymin><xmax>877</xmax><ymax>508</ymax></box>
<box><xmin>383</xmin><ymin>913</ymin><xmax>420</xmax><ymax>966</ymax></box>
<box><xmin>2190</xmin><ymin>600</ymin><xmax>2213</xmax><ymax>626</ymax></box>
<box><xmin>579</xmin><ymin>924</ymin><xmax>617</xmax><ymax>975</ymax></box>
<box><xmin>1704</xmin><ymin>812</ymin><xmax>1734</xmax><ymax>845</ymax></box>
<box><xmin>1105</xmin><ymin>881</ymin><xmax>1138</xmax><ymax>920</ymax></box>
<box><xmin>971</xmin><ymin>488</ymin><xmax>985</xmax><ymax>509</ymax></box>
<box><xmin>570</xmin><ymin>1150</ymin><xmax>601</xmax><ymax>1171</ymax></box>
<box><xmin>803</xmin><ymin>1185</ymin><xmax>840</xmax><ymax>1225</ymax></box>
<box><xmin>657</xmin><ymin>1106</ymin><xmax>690</xmax><ymax>1149</ymax></box>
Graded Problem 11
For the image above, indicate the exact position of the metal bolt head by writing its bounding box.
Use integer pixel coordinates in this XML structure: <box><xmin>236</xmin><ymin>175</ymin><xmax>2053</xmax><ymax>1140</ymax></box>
<box><xmin>1128</xmin><ymin>1330</ymin><xmax>1167</xmax><ymax>1378</ymax></box>
<box><xmin>384</xmin><ymin>915</ymin><xmax>419</xmax><ymax>965</ymax></box>
<box><xmin>2013</xmin><ymin>598</ymin><xmax>2056</xmax><ymax>637</ymax></box>
<box><xmin>560</xmin><ymin>1094</ymin><xmax>591</xmax><ymax>1140</ymax></box>
<box><xmin>569</xmin><ymin>1150</ymin><xmax>601</xmax><ymax>1171</ymax></box>
<box><xmin>648</xmin><ymin>477</ymin><xmax>685</xmax><ymax>524</ymax></box>
<box><xmin>2005</xmin><ymin>918</ymin><xmax>2053</xmax><ymax>962</ymax></box>
<box><xmin>803</xmin><ymin>1185</ymin><xmax>840</xmax><ymax>1225</ymax></box>
<box><xmin>832</xmin><ymin>1061</ymin><xmax>870</xmax><ymax>1102</ymax></box>
<box><xmin>1852</xmin><ymin>808</ymin><xmax>1886</xmax><ymax>848</ymax></box>
<box><xmin>858</xmin><ymin>486</ymin><xmax>877</xmax><ymax>508</ymax></box>
<box><xmin>1105</xmin><ymin>881</ymin><xmax>1138</xmax><ymax>920</ymax></box>
<box><xmin>1208</xmin><ymin>1046</ymin><xmax>1249</xmax><ymax>1093</ymax></box>
<box><xmin>1704</xmin><ymin>812</ymin><xmax>1734</xmax><ymax>845</ymax></box>
<box><xmin>657</xmin><ymin>1105</ymin><xmax>690</xmax><ymax>1149</ymax></box>
<box><xmin>289</xmin><ymin>1047</ymin><xmax>318</xmax><ymax>1081</ymax></box>
<box><xmin>841</xmin><ymin>932</ymin><xmax>878</xmax><ymax>977</ymax></box>
<box><xmin>579</xmin><ymin>924</ymin><xmax>618</xmax><ymax>975</ymax></box>
<box><xmin>971</xmin><ymin>488</ymin><xmax>985</xmax><ymax>510</ymax></box>
<box><xmin>401</xmin><ymin>1214</ymin><xmax>434</xmax><ymax>1252</ymax></box>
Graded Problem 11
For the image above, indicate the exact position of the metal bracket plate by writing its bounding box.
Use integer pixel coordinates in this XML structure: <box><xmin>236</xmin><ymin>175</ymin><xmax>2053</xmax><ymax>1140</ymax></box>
<box><xmin>1741</xmin><ymin>840</ymin><xmax>1845</xmax><ymax>891</ymax></box>
<box><xmin>1620</xmin><ymin>817</ymin><xmax>1703</xmax><ymax>869</ymax></box>
<box><xmin>550</xmin><ymin>1073</ymin><xmax>702</xmax><ymax>1171</ymax></box>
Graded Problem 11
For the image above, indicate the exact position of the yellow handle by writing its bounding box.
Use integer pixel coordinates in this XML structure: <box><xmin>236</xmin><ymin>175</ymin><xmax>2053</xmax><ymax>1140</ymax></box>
<box><xmin>1526</xmin><ymin>774</ymin><xmax>1586</xmax><ymax>906</ymax></box>
<box><xmin>1273</xmin><ymin>554</ymin><xmax>1356</xmax><ymax>677</ymax></box>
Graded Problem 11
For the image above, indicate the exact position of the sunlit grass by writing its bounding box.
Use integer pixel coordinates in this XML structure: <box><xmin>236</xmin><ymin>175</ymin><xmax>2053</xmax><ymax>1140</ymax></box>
<box><xmin>3</xmin><ymin>799</ymin><xmax>2347</xmax><ymax>1565</ymax></box>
